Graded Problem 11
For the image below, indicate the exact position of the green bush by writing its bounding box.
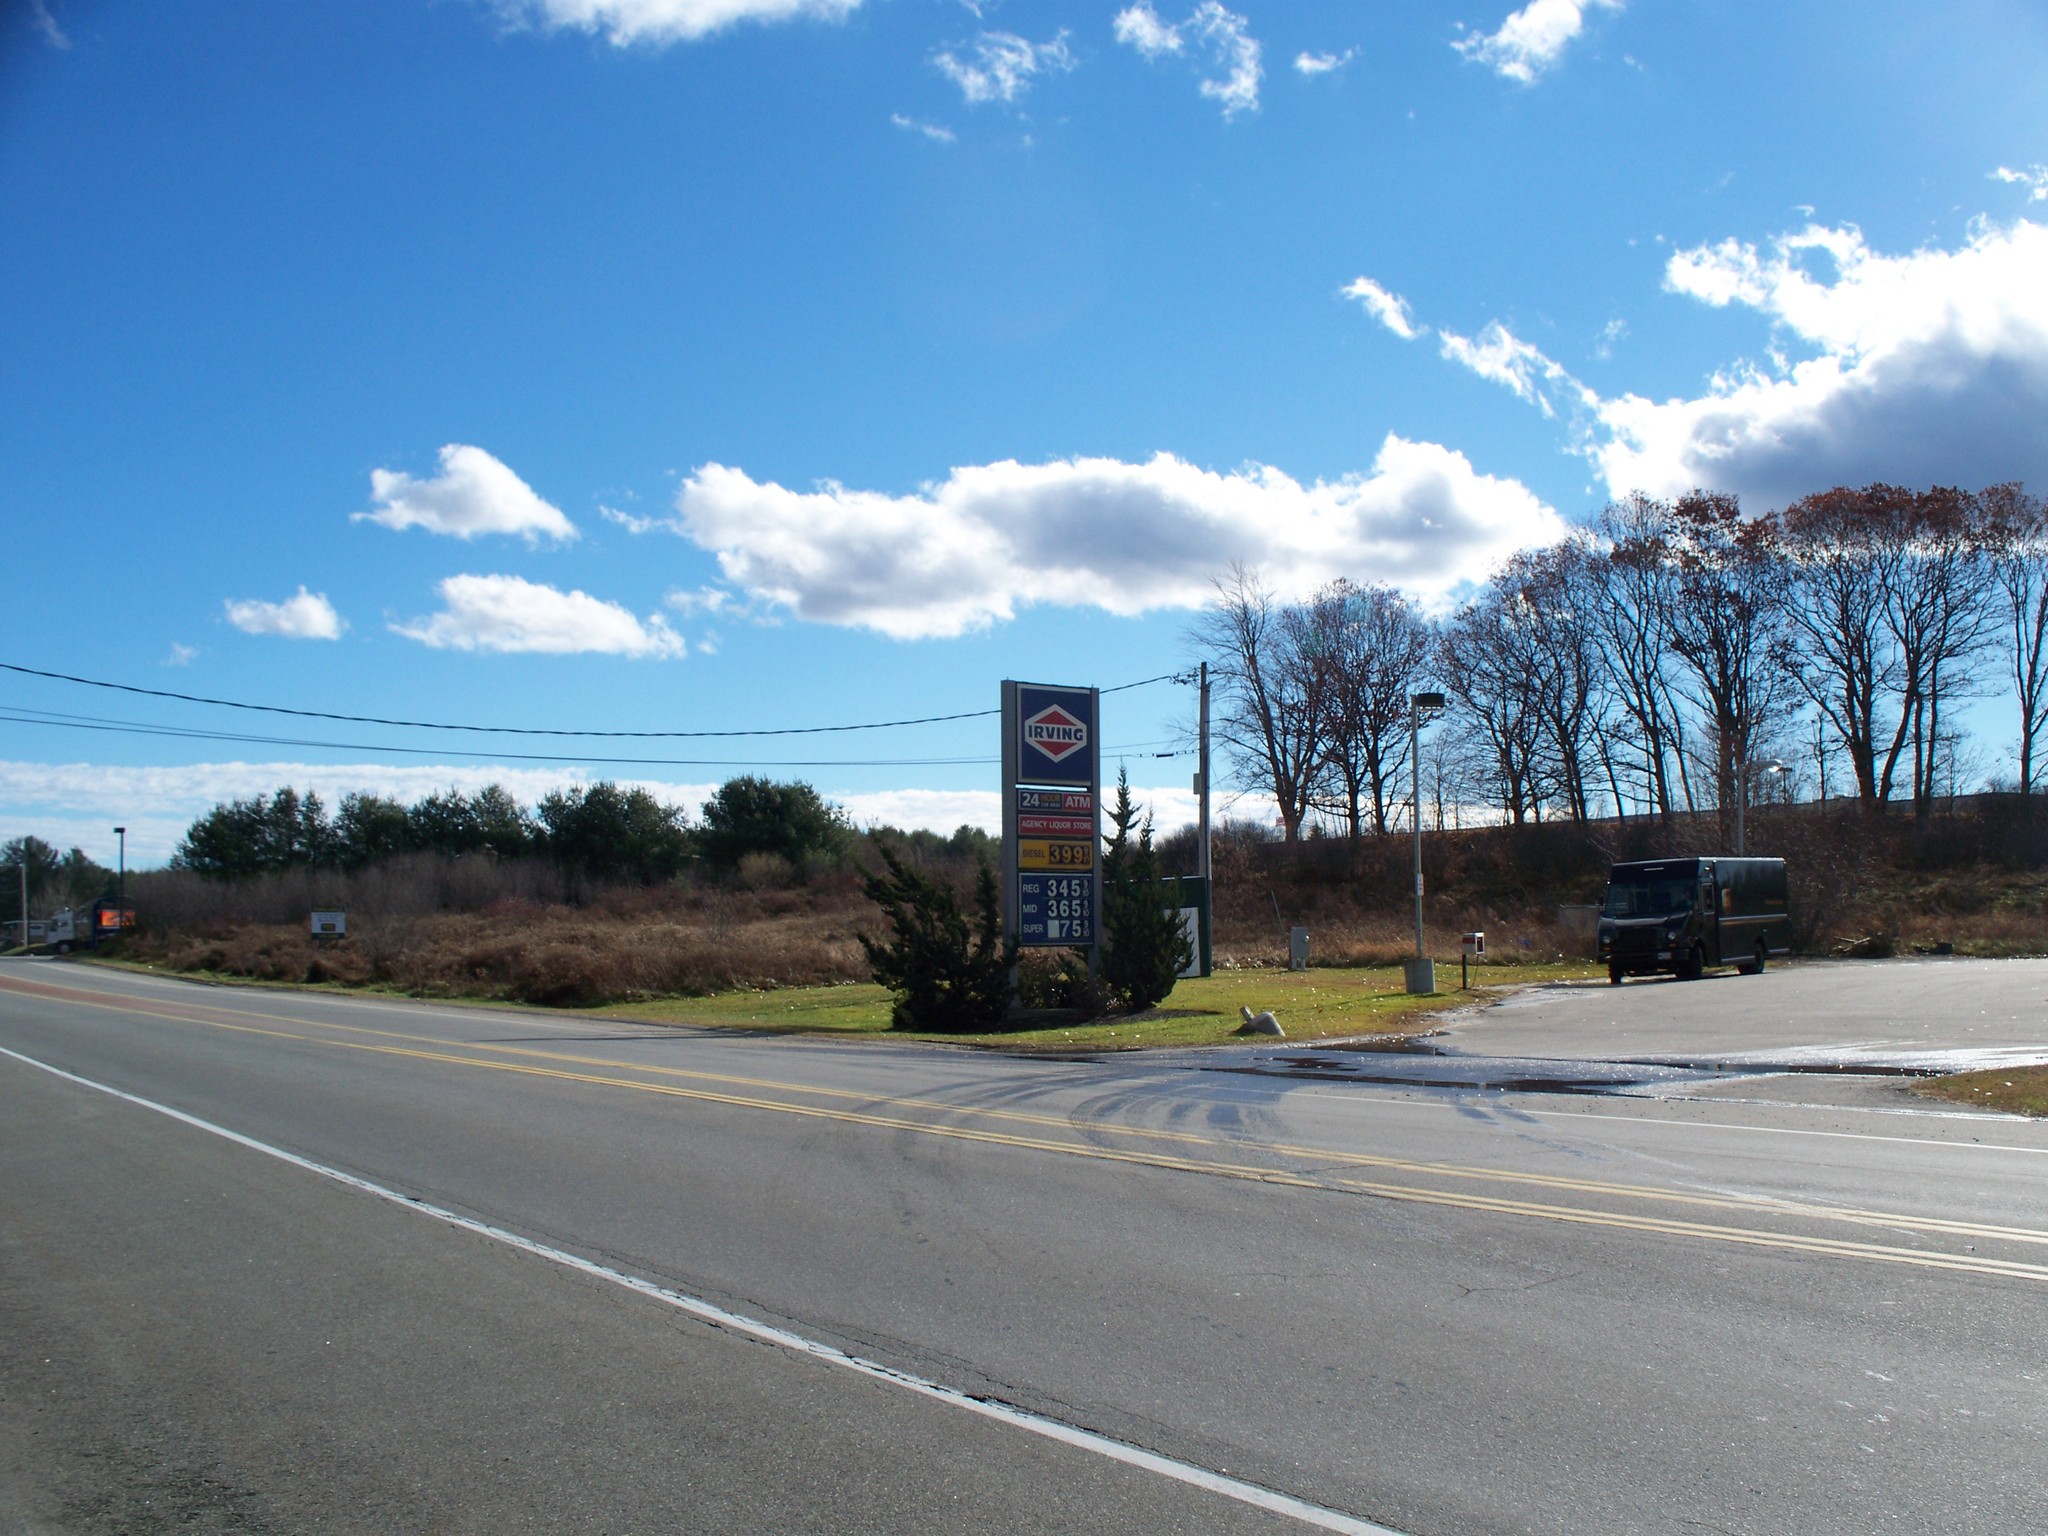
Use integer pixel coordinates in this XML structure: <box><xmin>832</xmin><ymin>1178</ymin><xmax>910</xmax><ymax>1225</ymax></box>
<box><xmin>1099</xmin><ymin>769</ymin><xmax>1192</xmax><ymax>1013</ymax></box>
<box><xmin>857</xmin><ymin>840</ymin><xmax>1018</xmax><ymax>1032</ymax></box>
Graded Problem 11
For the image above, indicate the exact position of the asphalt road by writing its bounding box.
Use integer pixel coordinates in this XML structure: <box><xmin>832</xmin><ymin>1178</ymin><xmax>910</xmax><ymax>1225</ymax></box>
<box><xmin>4</xmin><ymin>957</ymin><xmax>2046</xmax><ymax>1535</ymax></box>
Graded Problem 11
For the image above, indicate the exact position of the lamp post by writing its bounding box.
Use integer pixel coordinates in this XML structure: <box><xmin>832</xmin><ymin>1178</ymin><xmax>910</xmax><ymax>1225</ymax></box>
<box><xmin>1407</xmin><ymin>692</ymin><xmax>1447</xmax><ymax>993</ymax></box>
<box><xmin>113</xmin><ymin>827</ymin><xmax>126</xmax><ymax>940</ymax></box>
<box><xmin>1735</xmin><ymin>761</ymin><xmax>1784</xmax><ymax>855</ymax></box>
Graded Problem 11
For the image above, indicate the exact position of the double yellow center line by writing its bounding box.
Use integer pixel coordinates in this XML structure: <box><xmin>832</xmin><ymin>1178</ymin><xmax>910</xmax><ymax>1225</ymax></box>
<box><xmin>9</xmin><ymin>973</ymin><xmax>2047</xmax><ymax>1284</ymax></box>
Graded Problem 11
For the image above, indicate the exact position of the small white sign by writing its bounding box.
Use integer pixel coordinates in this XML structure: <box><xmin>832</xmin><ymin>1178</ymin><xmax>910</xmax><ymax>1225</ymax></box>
<box><xmin>1177</xmin><ymin>908</ymin><xmax>1202</xmax><ymax>979</ymax></box>
<box><xmin>310</xmin><ymin>909</ymin><xmax>346</xmax><ymax>938</ymax></box>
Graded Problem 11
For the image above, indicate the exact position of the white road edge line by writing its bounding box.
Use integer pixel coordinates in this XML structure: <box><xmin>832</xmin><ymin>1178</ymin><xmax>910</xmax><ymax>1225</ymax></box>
<box><xmin>0</xmin><ymin>1044</ymin><xmax>1406</xmax><ymax>1536</ymax></box>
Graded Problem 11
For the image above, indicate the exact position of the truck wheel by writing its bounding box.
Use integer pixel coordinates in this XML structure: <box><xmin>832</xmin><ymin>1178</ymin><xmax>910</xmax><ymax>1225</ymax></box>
<box><xmin>1608</xmin><ymin>962</ymin><xmax>1624</xmax><ymax>986</ymax></box>
<box><xmin>1746</xmin><ymin>941</ymin><xmax>1768</xmax><ymax>975</ymax></box>
<box><xmin>1678</xmin><ymin>944</ymin><xmax>1704</xmax><ymax>981</ymax></box>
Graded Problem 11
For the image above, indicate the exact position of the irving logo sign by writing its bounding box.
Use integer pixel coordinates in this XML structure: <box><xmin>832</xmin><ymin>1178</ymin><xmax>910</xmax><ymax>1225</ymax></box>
<box><xmin>1011</xmin><ymin>684</ymin><xmax>1097</xmax><ymax>789</ymax></box>
<box><xmin>1022</xmin><ymin>704</ymin><xmax>1088</xmax><ymax>764</ymax></box>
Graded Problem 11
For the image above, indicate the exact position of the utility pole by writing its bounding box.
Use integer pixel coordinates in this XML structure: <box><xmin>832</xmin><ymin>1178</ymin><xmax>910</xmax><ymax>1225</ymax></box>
<box><xmin>1196</xmin><ymin>661</ymin><xmax>1211</xmax><ymax>885</ymax></box>
<box><xmin>114</xmin><ymin>826</ymin><xmax>126</xmax><ymax>939</ymax></box>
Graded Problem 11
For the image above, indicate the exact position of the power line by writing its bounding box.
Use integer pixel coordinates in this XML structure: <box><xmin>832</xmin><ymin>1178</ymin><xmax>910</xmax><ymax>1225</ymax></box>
<box><xmin>0</xmin><ymin>708</ymin><xmax>992</xmax><ymax>769</ymax></box>
<box><xmin>0</xmin><ymin>663</ymin><xmax>1186</xmax><ymax>739</ymax></box>
<box><xmin>0</xmin><ymin>707</ymin><xmax>1187</xmax><ymax>771</ymax></box>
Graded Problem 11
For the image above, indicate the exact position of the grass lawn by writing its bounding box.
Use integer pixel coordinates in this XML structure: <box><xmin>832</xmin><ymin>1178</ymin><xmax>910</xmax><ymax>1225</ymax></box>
<box><xmin>75</xmin><ymin>950</ymin><xmax>1601</xmax><ymax>1052</ymax></box>
<box><xmin>1914</xmin><ymin>1064</ymin><xmax>2048</xmax><ymax>1117</ymax></box>
<box><xmin>597</xmin><ymin>960</ymin><xmax>1603</xmax><ymax>1051</ymax></box>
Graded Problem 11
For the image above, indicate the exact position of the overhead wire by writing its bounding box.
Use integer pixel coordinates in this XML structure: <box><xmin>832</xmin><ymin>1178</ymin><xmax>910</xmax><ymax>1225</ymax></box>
<box><xmin>0</xmin><ymin>705</ymin><xmax>1188</xmax><ymax>770</ymax></box>
<box><xmin>0</xmin><ymin>662</ymin><xmax>1187</xmax><ymax>739</ymax></box>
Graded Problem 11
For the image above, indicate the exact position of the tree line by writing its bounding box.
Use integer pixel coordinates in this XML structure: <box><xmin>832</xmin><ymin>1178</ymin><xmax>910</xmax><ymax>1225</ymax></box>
<box><xmin>1197</xmin><ymin>482</ymin><xmax>2048</xmax><ymax>840</ymax></box>
<box><xmin>168</xmin><ymin>776</ymin><xmax>864</xmax><ymax>885</ymax></box>
<box><xmin>1</xmin><ymin>836</ymin><xmax>116</xmax><ymax>926</ymax></box>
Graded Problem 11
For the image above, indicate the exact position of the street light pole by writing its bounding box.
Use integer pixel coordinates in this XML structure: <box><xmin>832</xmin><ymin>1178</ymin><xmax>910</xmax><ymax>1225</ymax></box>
<box><xmin>1407</xmin><ymin>692</ymin><xmax>1446</xmax><ymax>992</ymax></box>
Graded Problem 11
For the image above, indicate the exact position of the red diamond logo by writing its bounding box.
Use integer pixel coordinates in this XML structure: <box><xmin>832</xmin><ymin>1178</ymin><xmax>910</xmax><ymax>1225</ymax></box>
<box><xmin>1024</xmin><ymin>704</ymin><xmax>1088</xmax><ymax>764</ymax></box>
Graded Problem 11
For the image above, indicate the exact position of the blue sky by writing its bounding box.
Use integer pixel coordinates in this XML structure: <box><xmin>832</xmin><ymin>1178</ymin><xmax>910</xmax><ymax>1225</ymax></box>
<box><xmin>4</xmin><ymin>0</ymin><xmax>2046</xmax><ymax>864</ymax></box>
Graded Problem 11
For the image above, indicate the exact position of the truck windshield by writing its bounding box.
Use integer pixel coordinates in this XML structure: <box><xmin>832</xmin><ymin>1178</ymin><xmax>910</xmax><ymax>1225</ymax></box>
<box><xmin>1603</xmin><ymin>877</ymin><xmax>1695</xmax><ymax>918</ymax></box>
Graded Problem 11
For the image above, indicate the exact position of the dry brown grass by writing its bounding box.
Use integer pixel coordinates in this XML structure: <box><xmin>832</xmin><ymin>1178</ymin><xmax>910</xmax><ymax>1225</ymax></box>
<box><xmin>136</xmin><ymin>885</ymin><xmax>875</xmax><ymax>1006</ymax></box>
<box><xmin>111</xmin><ymin>803</ymin><xmax>2048</xmax><ymax>1010</ymax></box>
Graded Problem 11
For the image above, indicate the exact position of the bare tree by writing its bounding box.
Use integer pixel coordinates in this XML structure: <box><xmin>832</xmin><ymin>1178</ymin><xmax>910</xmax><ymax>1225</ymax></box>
<box><xmin>1301</xmin><ymin>580</ymin><xmax>1434</xmax><ymax>840</ymax></box>
<box><xmin>1582</xmin><ymin>498</ymin><xmax>1693</xmax><ymax>817</ymax></box>
<box><xmin>1777</xmin><ymin>485</ymin><xmax>1912</xmax><ymax>810</ymax></box>
<box><xmin>1509</xmin><ymin>546</ymin><xmax>1605</xmax><ymax>820</ymax></box>
<box><xmin>1893</xmin><ymin>488</ymin><xmax>1996</xmax><ymax>822</ymax></box>
<box><xmin>1188</xmin><ymin>565</ymin><xmax>1328</xmax><ymax>842</ymax></box>
<box><xmin>1984</xmin><ymin>484</ymin><xmax>2048</xmax><ymax>801</ymax></box>
<box><xmin>1440</xmin><ymin>583</ymin><xmax>1549</xmax><ymax>824</ymax></box>
<box><xmin>1662</xmin><ymin>491</ymin><xmax>1798</xmax><ymax>829</ymax></box>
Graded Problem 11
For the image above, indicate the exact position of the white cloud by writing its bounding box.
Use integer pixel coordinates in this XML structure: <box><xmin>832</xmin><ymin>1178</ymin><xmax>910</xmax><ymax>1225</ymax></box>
<box><xmin>29</xmin><ymin>0</ymin><xmax>70</xmax><ymax>48</ymax></box>
<box><xmin>932</xmin><ymin>31</ymin><xmax>1073</xmax><ymax>105</ymax></box>
<box><xmin>224</xmin><ymin>588</ymin><xmax>346</xmax><ymax>641</ymax></box>
<box><xmin>1342</xmin><ymin>275</ymin><xmax>1422</xmax><ymax>340</ymax></box>
<box><xmin>1114</xmin><ymin>2</ymin><xmax>1262</xmax><ymax>119</ymax></box>
<box><xmin>840</xmin><ymin>788</ymin><xmax>1001</xmax><ymax>835</ymax></box>
<box><xmin>600</xmin><ymin>503</ymin><xmax>670</xmax><ymax>534</ymax></box>
<box><xmin>669</xmin><ymin>439</ymin><xmax>1565</xmax><ymax>639</ymax></box>
<box><xmin>664</xmin><ymin>585</ymin><xmax>735</xmax><ymax>617</ymax></box>
<box><xmin>1454</xmin><ymin>0</ymin><xmax>1621</xmax><ymax>84</ymax></box>
<box><xmin>392</xmin><ymin>574</ymin><xmax>685</xmax><ymax>657</ymax></box>
<box><xmin>1112</xmin><ymin>3</ymin><xmax>1182</xmax><ymax>58</ymax></box>
<box><xmin>838</xmin><ymin>784</ymin><xmax>1207</xmax><ymax>838</ymax></box>
<box><xmin>498</xmin><ymin>0</ymin><xmax>860</xmax><ymax>47</ymax></box>
<box><xmin>1437</xmin><ymin>321</ymin><xmax>1598</xmax><ymax>420</ymax></box>
<box><xmin>1593</xmin><ymin>216</ymin><xmax>2048</xmax><ymax>504</ymax></box>
<box><xmin>164</xmin><ymin>643</ymin><xmax>198</xmax><ymax>668</ymax></box>
<box><xmin>890</xmin><ymin>113</ymin><xmax>957</xmax><ymax>143</ymax></box>
<box><xmin>1992</xmin><ymin>165</ymin><xmax>2048</xmax><ymax>203</ymax></box>
<box><xmin>359</xmin><ymin>445</ymin><xmax>578</xmax><ymax>544</ymax></box>
<box><xmin>1293</xmin><ymin>49</ymin><xmax>1354</xmax><ymax>76</ymax></box>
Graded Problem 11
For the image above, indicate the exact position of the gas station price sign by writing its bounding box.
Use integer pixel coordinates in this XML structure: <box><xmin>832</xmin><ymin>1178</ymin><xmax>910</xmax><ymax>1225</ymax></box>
<box><xmin>1018</xmin><ymin>873</ymin><xmax>1094</xmax><ymax>946</ymax></box>
<box><xmin>1017</xmin><ymin>838</ymin><xmax>1093</xmax><ymax>870</ymax></box>
<box><xmin>1002</xmin><ymin>682</ymin><xmax>1100</xmax><ymax>952</ymax></box>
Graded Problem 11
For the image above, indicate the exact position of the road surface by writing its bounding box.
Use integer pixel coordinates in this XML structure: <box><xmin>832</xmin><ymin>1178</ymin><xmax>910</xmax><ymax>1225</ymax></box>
<box><xmin>4</xmin><ymin>958</ymin><xmax>2045</xmax><ymax>1534</ymax></box>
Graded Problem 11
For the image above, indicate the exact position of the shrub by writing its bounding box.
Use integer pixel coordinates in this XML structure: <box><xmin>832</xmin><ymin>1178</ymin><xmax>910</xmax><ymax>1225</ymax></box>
<box><xmin>857</xmin><ymin>839</ymin><xmax>1017</xmax><ymax>1032</ymax></box>
<box><xmin>1012</xmin><ymin>948</ymin><xmax>1105</xmax><ymax>1017</ymax></box>
<box><xmin>1099</xmin><ymin>770</ymin><xmax>1192</xmax><ymax>1012</ymax></box>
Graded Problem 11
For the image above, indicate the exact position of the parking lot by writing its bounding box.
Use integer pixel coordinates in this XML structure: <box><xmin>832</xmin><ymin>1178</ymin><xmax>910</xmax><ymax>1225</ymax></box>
<box><xmin>1439</xmin><ymin>954</ymin><xmax>2048</xmax><ymax>1072</ymax></box>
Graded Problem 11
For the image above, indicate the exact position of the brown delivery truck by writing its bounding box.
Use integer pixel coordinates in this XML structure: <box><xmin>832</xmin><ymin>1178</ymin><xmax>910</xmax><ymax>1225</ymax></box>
<box><xmin>1596</xmin><ymin>857</ymin><xmax>1791</xmax><ymax>984</ymax></box>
